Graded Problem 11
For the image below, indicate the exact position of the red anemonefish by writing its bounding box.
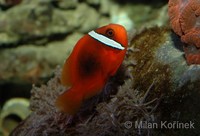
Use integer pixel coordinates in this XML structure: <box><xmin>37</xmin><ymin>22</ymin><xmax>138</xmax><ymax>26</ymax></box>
<box><xmin>56</xmin><ymin>24</ymin><xmax>128</xmax><ymax>115</ymax></box>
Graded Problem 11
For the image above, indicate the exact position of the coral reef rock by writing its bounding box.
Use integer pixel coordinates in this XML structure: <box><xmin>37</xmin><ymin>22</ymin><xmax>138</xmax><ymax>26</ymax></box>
<box><xmin>126</xmin><ymin>26</ymin><xmax>200</xmax><ymax>135</ymax></box>
<box><xmin>0</xmin><ymin>33</ymin><xmax>83</xmax><ymax>84</ymax></box>
<box><xmin>0</xmin><ymin>1</ymin><xmax>99</xmax><ymax>46</ymax></box>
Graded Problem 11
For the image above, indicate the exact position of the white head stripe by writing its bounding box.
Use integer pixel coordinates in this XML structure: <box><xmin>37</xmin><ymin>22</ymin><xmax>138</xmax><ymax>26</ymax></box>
<box><xmin>88</xmin><ymin>31</ymin><xmax>125</xmax><ymax>50</ymax></box>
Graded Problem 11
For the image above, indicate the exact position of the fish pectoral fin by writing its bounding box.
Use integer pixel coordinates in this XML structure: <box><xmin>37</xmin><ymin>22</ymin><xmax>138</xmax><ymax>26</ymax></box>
<box><xmin>55</xmin><ymin>87</ymin><xmax>83</xmax><ymax>115</ymax></box>
<box><xmin>109</xmin><ymin>64</ymin><xmax>121</xmax><ymax>76</ymax></box>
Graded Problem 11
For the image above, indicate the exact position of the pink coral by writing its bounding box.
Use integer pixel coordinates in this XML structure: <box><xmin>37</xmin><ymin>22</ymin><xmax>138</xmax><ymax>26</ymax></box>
<box><xmin>168</xmin><ymin>0</ymin><xmax>200</xmax><ymax>64</ymax></box>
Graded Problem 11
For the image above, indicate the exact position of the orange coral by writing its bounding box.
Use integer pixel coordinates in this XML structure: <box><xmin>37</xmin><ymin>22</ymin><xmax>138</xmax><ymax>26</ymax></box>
<box><xmin>168</xmin><ymin>0</ymin><xmax>200</xmax><ymax>64</ymax></box>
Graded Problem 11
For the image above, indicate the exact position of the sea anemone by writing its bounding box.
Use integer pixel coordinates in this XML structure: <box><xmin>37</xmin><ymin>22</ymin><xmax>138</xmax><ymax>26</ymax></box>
<box><xmin>168</xmin><ymin>0</ymin><xmax>200</xmax><ymax>64</ymax></box>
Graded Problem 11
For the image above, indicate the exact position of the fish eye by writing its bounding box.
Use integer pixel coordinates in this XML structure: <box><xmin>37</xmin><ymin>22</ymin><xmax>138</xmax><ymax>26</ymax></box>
<box><xmin>106</xmin><ymin>29</ymin><xmax>115</xmax><ymax>37</ymax></box>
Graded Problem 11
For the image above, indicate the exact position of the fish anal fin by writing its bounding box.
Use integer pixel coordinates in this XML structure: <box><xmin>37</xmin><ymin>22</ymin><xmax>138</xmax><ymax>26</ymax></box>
<box><xmin>55</xmin><ymin>87</ymin><xmax>83</xmax><ymax>115</ymax></box>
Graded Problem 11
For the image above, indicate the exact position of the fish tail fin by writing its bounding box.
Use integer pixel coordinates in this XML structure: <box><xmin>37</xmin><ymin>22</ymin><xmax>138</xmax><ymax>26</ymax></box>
<box><xmin>55</xmin><ymin>87</ymin><xmax>83</xmax><ymax>115</ymax></box>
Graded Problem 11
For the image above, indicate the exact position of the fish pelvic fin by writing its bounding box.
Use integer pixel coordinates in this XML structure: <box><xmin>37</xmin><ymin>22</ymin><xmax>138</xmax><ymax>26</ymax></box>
<box><xmin>55</xmin><ymin>87</ymin><xmax>83</xmax><ymax>115</ymax></box>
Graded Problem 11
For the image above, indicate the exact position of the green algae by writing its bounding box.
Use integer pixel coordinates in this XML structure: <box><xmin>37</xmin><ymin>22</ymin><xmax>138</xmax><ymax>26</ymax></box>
<box><xmin>127</xmin><ymin>27</ymin><xmax>172</xmax><ymax>98</ymax></box>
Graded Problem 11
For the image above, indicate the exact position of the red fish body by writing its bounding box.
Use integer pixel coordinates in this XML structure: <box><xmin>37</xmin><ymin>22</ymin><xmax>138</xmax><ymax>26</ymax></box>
<box><xmin>56</xmin><ymin>24</ymin><xmax>128</xmax><ymax>115</ymax></box>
